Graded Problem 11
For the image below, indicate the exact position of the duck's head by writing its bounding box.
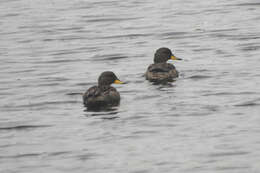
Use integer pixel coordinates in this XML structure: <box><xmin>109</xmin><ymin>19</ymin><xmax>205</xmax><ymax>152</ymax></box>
<box><xmin>98</xmin><ymin>71</ymin><xmax>123</xmax><ymax>86</ymax></box>
<box><xmin>154</xmin><ymin>47</ymin><xmax>182</xmax><ymax>63</ymax></box>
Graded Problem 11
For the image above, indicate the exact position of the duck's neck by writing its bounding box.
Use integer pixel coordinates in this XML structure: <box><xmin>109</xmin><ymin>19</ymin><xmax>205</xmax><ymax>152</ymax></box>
<box><xmin>98</xmin><ymin>84</ymin><xmax>111</xmax><ymax>91</ymax></box>
<box><xmin>153</xmin><ymin>60</ymin><xmax>169</xmax><ymax>65</ymax></box>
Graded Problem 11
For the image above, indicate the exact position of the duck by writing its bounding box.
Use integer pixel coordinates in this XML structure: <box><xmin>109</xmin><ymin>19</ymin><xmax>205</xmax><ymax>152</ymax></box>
<box><xmin>145</xmin><ymin>47</ymin><xmax>182</xmax><ymax>83</ymax></box>
<box><xmin>83</xmin><ymin>71</ymin><xmax>123</xmax><ymax>109</ymax></box>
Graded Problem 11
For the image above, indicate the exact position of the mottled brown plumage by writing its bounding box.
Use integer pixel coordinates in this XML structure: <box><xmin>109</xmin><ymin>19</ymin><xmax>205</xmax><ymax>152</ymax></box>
<box><xmin>83</xmin><ymin>71</ymin><xmax>123</xmax><ymax>109</ymax></box>
<box><xmin>145</xmin><ymin>47</ymin><xmax>181</xmax><ymax>83</ymax></box>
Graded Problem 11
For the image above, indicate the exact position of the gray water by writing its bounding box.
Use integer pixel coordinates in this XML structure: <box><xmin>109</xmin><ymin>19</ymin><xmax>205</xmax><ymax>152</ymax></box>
<box><xmin>1</xmin><ymin>0</ymin><xmax>260</xmax><ymax>172</ymax></box>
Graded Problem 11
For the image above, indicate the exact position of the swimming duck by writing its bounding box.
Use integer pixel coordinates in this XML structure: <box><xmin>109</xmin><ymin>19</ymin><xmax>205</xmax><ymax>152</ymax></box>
<box><xmin>145</xmin><ymin>47</ymin><xmax>182</xmax><ymax>83</ymax></box>
<box><xmin>83</xmin><ymin>71</ymin><xmax>123</xmax><ymax>109</ymax></box>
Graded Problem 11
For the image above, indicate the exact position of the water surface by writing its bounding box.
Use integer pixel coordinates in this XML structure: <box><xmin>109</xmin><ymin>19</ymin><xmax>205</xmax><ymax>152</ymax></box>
<box><xmin>1</xmin><ymin>0</ymin><xmax>260</xmax><ymax>172</ymax></box>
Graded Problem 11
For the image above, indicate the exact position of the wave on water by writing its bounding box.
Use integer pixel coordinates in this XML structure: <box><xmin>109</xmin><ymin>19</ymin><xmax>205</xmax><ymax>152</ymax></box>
<box><xmin>0</xmin><ymin>125</ymin><xmax>52</xmax><ymax>131</ymax></box>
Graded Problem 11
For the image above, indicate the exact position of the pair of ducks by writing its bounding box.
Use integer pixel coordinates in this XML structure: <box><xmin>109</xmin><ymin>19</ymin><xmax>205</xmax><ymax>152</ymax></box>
<box><xmin>83</xmin><ymin>47</ymin><xmax>182</xmax><ymax>109</ymax></box>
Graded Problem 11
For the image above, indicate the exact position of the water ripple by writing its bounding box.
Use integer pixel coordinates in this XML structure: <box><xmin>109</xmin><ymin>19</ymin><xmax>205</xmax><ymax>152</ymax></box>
<box><xmin>208</xmin><ymin>151</ymin><xmax>250</xmax><ymax>158</ymax></box>
<box><xmin>0</xmin><ymin>125</ymin><xmax>52</xmax><ymax>131</ymax></box>
<box><xmin>188</xmin><ymin>75</ymin><xmax>212</xmax><ymax>80</ymax></box>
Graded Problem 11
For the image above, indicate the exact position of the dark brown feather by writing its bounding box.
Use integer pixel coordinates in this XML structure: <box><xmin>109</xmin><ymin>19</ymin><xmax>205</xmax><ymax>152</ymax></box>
<box><xmin>145</xmin><ymin>63</ymin><xmax>178</xmax><ymax>83</ymax></box>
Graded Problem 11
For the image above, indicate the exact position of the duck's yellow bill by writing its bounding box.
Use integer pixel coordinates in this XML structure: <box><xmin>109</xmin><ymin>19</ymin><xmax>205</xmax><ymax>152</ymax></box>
<box><xmin>114</xmin><ymin>79</ymin><xmax>124</xmax><ymax>84</ymax></box>
<box><xmin>171</xmin><ymin>55</ymin><xmax>182</xmax><ymax>60</ymax></box>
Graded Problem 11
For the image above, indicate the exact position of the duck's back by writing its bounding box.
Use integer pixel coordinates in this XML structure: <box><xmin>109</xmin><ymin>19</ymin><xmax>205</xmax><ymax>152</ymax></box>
<box><xmin>145</xmin><ymin>63</ymin><xmax>178</xmax><ymax>82</ymax></box>
<box><xmin>83</xmin><ymin>85</ymin><xmax>120</xmax><ymax>108</ymax></box>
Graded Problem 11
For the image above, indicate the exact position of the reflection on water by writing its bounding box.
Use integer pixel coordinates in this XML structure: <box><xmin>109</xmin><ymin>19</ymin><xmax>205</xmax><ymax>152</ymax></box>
<box><xmin>84</xmin><ymin>107</ymin><xmax>120</xmax><ymax>117</ymax></box>
<box><xmin>1</xmin><ymin>0</ymin><xmax>260</xmax><ymax>172</ymax></box>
